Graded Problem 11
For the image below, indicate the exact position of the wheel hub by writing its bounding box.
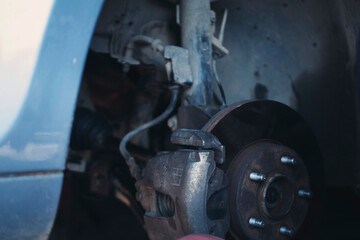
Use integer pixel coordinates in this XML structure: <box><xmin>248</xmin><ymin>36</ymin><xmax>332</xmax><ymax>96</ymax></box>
<box><xmin>227</xmin><ymin>141</ymin><xmax>311</xmax><ymax>239</ymax></box>
<box><xmin>202</xmin><ymin>100</ymin><xmax>325</xmax><ymax>239</ymax></box>
<box><xmin>262</xmin><ymin>174</ymin><xmax>294</xmax><ymax>220</ymax></box>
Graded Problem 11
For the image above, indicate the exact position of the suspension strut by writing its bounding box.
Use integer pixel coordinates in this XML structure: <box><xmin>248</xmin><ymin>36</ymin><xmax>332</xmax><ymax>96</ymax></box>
<box><xmin>180</xmin><ymin>0</ymin><xmax>214</xmax><ymax>106</ymax></box>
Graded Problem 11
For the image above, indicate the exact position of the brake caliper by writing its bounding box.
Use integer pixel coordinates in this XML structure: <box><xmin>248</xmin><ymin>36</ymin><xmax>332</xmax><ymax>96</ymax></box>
<box><xmin>136</xmin><ymin>129</ymin><xmax>229</xmax><ymax>240</ymax></box>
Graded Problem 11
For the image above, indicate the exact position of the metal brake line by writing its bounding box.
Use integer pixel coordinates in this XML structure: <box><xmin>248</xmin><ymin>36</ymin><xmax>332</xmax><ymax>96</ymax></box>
<box><xmin>119</xmin><ymin>85</ymin><xmax>180</xmax><ymax>180</ymax></box>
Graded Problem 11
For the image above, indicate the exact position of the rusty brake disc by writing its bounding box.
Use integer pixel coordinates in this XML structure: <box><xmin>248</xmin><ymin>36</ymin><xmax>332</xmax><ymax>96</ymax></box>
<box><xmin>202</xmin><ymin>100</ymin><xmax>325</xmax><ymax>240</ymax></box>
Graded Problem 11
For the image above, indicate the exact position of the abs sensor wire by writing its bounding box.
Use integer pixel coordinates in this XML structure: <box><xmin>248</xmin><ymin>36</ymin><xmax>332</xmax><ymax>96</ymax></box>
<box><xmin>119</xmin><ymin>85</ymin><xmax>180</xmax><ymax>180</ymax></box>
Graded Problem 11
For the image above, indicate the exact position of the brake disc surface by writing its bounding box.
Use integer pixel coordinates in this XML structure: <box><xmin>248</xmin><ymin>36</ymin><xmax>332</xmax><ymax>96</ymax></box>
<box><xmin>202</xmin><ymin>100</ymin><xmax>325</xmax><ymax>239</ymax></box>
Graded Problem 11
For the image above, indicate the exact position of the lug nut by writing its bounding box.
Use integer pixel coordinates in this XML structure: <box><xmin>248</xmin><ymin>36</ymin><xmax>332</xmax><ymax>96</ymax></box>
<box><xmin>249</xmin><ymin>172</ymin><xmax>266</xmax><ymax>182</ymax></box>
<box><xmin>281</xmin><ymin>156</ymin><xmax>296</xmax><ymax>165</ymax></box>
<box><xmin>249</xmin><ymin>217</ymin><xmax>265</xmax><ymax>228</ymax></box>
<box><xmin>298</xmin><ymin>189</ymin><xmax>312</xmax><ymax>198</ymax></box>
<box><xmin>279</xmin><ymin>226</ymin><xmax>293</xmax><ymax>237</ymax></box>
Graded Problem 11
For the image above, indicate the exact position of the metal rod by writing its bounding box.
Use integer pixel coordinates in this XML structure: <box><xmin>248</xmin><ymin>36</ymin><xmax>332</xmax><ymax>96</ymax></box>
<box><xmin>218</xmin><ymin>9</ymin><xmax>228</xmax><ymax>43</ymax></box>
<box><xmin>180</xmin><ymin>0</ymin><xmax>213</xmax><ymax>106</ymax></box>
<box><xmin>249</xmin><ymin>217</ymin><xmax>265</xmax><ymax>228</ymax></box>
<box><xmin>249</xmin><ymin>172</ymin><xmax>267</xmax><ymax>182</ymax></box>
<box><xmin>279</xmin><ymin>226</ymin><xmax>293</xmax><ymax>237</ymax></box>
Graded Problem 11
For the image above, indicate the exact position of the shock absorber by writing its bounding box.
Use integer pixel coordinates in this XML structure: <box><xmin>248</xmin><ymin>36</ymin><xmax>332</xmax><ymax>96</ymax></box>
<box><xmin>180</xmin><ymin>0</ymin><xmax>214</xmax><ymax>107</ymax></box>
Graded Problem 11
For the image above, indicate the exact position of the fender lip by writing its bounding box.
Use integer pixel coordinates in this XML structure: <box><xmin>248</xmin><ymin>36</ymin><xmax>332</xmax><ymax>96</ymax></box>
<box><xmin>0</xmin><ymin>0</ymin><xmax>104</xmax><ymax>173</ymax></box>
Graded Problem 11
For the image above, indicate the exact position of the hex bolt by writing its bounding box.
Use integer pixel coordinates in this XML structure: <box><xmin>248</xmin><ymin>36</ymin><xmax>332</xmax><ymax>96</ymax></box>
<box><xmin>298</xmin><ymin>189</ymin><xmax>312</xmax><ymax>198</ymax></box>
<box><xmin>281</xmin><ymin>156</ymin><xmax>296</xmax><ymax>165</ymax></box>
<box><xmin>249</xmin><ymin>172</ymin><xmax>266</xmax><ymax>182</ymax></box>
<box><xmin>249</xmin><ymin>217</ymin><xmax>265</xmax><ymax>228</ymax></box>
<box><xmin>279</xmin><ymin>226</ymin><xmax>293</xmax><ymax>237</ymax></box>
<box><xmin>167</xmin><ymin>116</ymin><xmax>178</xmax><ymax>130</ymax></box>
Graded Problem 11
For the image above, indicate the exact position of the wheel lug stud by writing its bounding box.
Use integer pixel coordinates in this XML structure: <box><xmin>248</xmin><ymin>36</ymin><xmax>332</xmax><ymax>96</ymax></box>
<box><xmin>279</xmin><ymin>226</ymin><xmax>293</xmax><ymax>237</ymax></box>
<box><xmin>249</xmin><ymin>172</ymin><xmax>266</xmax><ymax>182</ymax></box>
<box><xmin>298</xmin><ymin>189</ymin><xmax>312</xmax><ymax>198</ymax></box>
<box><xmin>281</xmin><ymin>156</ymin><xmax>296</xmax><ymax>165</ymax></box>
<box><xmin>249</xmin><ymin>217</ymin><xmax>265</xmax><ymax>228</ymax></box>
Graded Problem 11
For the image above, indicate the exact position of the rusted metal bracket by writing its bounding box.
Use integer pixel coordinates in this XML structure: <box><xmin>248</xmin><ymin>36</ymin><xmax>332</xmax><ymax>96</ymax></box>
<box><xmin>136</xmin><ymin>129</ymin><xmax>229</xmax><ymax>240</ymax></box>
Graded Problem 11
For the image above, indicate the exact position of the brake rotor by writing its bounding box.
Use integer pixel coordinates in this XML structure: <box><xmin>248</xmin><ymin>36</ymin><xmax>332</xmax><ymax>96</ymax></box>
<box><xmin>202</xmin><ymin>100</ymin><xmax>325</xmax><ymax>239</ymax></box>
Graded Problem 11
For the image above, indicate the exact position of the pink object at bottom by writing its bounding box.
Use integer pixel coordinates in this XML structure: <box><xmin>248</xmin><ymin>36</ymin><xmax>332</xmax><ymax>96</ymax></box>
<box><xmin>177</xmin><ymin>234</ymin><xmax>224</xmax><ymax>240</ymax></box>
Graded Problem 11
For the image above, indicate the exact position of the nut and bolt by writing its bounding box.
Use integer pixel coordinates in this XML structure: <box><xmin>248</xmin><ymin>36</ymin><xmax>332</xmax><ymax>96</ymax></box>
<box><xmin>249</xmin><ymin>172</ymin><xmax>267</xmax><ymax>182</ymax></box>
<box><xmin>298</xmin><ymin>189</ymin><xmax>312</xmax><ymax>198</ymax></box>
<box><xmin>249</xmin><ymin>217</ymin><xmax>265</xmax><ymax>228</ymax></box>
<box><xmin>281</xmin><ymin>156</ymin><xmax>296</xmax><ymax>165</ymax></box>
<box><xmin>167</xmin><ymin>116</ymin><xmax>178</xmax><ymax>130</ymax></box>
<box><xmin>136</xmin><ymin>190</ymin><xmax>143</xmax><ymax>202</ymax></box>
<box><xmin>279</xmin><ymin>226</ymin><xmax>293</xmax><ymax>237</ymax></box>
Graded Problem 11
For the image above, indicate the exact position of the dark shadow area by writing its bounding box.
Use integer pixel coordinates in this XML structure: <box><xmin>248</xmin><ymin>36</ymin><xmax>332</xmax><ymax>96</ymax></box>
<box><xmin>49</xmin><ymin>171</ymin><xmax>148</xmax><ymax>240</ymax></box>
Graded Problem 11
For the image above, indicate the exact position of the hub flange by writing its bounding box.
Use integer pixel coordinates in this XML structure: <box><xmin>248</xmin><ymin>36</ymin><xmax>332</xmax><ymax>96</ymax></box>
<box><xmin>227</xmin><ymin>141</ymin><xmax>311</xmax><ymax>239</ymax></box>
<box><xmin>202</xmin><ymin>100</ymin><xmax>325</xmax><ymax>239</ymax></box>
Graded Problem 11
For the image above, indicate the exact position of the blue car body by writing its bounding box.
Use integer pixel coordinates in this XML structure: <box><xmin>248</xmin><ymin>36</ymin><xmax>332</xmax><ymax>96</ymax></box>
<box><xmin>0</xmin><ymin>0</ymin><xmax>104</xmax><ymax>238</ymax></box>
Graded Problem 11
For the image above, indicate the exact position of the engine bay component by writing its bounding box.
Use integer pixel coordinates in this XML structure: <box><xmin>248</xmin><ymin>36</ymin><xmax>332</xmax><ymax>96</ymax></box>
<box><xmin>136</xmin><ymin>129</ymin><xmax>229</xmax><ymax>240</ymax></box>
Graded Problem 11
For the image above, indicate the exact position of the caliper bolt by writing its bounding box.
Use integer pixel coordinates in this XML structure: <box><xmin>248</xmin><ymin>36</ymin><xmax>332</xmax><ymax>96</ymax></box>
<box><xmin>279</xmin><ymin>226</ymin><xmax>293</xmax><ymax>237</ymax></box>
<box><xmin>249</xmin><ymin>217</ymin><xmax>265</xmax><ymax>228</ymax></box>
<box><xmin>281</xmin><ymin>156</ymin><xmax>296</xmax><ymax>165</ymax></box>
<box><xmin>298</xmin><ymin>189</ymin><xmax>312</xmax><ymax>198</ymax></box>
<box><xmin>167</xmin><ymin>116</ymin><xmax>178</xmax><ymax>130</ymax></box>
<box><xmin>249</xmin><ymin>172</ymin><xmax>266</xmax><ymax>182</ymax></box>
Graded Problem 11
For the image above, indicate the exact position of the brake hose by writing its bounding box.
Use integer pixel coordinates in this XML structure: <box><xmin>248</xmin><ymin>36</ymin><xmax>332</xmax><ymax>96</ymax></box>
<box><xmin>119</xmin><ymin>85</ymin><xmax>180</xmax><ymax>180</ymax></box>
